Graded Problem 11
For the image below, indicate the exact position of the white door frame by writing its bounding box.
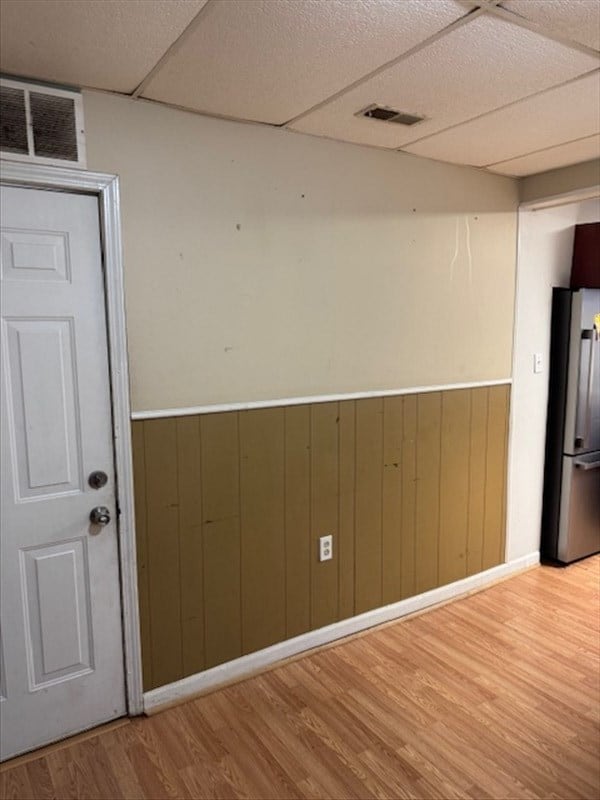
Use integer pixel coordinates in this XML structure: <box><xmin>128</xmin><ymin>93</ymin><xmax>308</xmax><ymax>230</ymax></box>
<box><xmin>0</xmin><ymin>160</ymin><xmax>144</xmax><ymax>716</ymax></box>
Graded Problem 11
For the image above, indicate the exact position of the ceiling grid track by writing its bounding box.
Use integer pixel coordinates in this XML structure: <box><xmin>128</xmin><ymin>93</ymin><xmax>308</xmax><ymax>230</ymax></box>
<box><xmin>131</xmin><ymin>0</ymin><xmax>216</xmax><ymax>99</ymax></box>
<box><xmin>489</xmin><ymin>3</ymin><xmax>600</xmax><ymax>59</ymax></box>
<box><xmin>1</xmin><ymin>0</ymin><xmax>598</xmax><ymax>176</ymax></box>
<box><xmin>485</xmin><ymin>133</ymin><xmax>600</xmax><ymax>169</ymax></box>
<box><xmin>395</xmin><ymin>67</ymin><xmax>600</xmax><ymax>151</ymax></box>
<box><xmin>280</xmin><ymin>6</ymin><xmax>486</xmax><ymax>128</ymax></box>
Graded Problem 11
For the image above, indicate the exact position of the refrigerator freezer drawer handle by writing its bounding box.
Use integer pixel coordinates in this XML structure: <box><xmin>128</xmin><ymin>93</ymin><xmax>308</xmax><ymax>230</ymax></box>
<box><xmin>574</xmin><ymin>459</ymin><xmax>600</xmax><ymax>471</ymax></box>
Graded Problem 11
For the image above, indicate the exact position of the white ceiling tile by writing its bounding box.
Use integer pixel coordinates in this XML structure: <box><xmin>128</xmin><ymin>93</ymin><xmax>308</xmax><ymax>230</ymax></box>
<box><xmin>141</xmin><ymin>0</ymin><xmax>468</xmax><ymax>124</ymax></box>
<box><xmin>0</xmin><ymin>0</ymin><xmax>206</xmax><ymax>93</ymax></box>
<box><xmin>487</xmin><ymin>135</ymin><xmax>600</xmax><ymax>176</ymax></box>
<box><xmin>501</xmin><ymin>0</ymin><xmax>600</xmax><ymax>51</ymax></box>
<box><xmin>403</xmin><ymin>72</ymin><xmax>600</xmax><ymax>167</ymax></box>
<box><xmin>289</xmin><ymin>14</ymin><xmax>599</xmax><ymax>150</ymax></box>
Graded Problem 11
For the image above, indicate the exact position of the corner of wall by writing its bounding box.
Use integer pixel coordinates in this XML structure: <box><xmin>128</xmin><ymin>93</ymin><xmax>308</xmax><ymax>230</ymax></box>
<box><xmin>519</xmin><ymin>159</ymin><xmax>600</xmax><ymax>206</ymax></box>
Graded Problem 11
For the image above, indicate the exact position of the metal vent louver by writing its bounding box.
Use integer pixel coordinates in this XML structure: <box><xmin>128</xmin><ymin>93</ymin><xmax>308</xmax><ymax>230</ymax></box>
<box><xmin>0</xmin><ymin>78</ymin><xmax>86</xmax><ymax>167</ymax></box>
<box><xmin>358</xmin><ymin>104</ymin><xmax>425</xmax><ymax>127</ymax></box>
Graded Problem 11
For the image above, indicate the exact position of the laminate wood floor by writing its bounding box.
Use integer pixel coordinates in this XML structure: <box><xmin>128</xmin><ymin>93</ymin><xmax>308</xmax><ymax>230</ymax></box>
<box><xmin>2</xmin><ymin>557</ymin><xmax>599</xmax><ymax>800</ymax></box>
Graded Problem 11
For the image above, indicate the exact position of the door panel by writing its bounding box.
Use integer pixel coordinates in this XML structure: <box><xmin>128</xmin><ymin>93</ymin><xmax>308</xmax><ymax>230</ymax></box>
<box><xmin>558</xmin><ymin>453</ymin><xmax>600</xmax><ymax>563</ymax></box>
<box><xmin>4</xmin><ymin>317</ymin><xmax>82</xmax><ymax>499</ymax></box>
<box><xmin>1</xmin><ymin>228</ymin><xmax>70</xmax><ymax>282</ymax></box>
<box><xmin>20</xmin><ymin>539</ymin><xmax>93</xmax><ymax>687</ymax></box>
<box><xmin>0</xmin><ymin>185</ymin><xmax>125</xmax><ymax>761</ymax></box>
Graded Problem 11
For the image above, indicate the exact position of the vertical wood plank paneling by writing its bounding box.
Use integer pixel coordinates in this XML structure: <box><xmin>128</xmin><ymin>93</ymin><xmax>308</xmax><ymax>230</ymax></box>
<box><xmin>176</xmin><ymin>416</ymin><xmax>204</xmax><ymax>677</ymax></box>
<box><xmin>382</xmin><ymin>397</ymin><xmax>403</xmax><ymax>605</ymax></box>
<box><xmin>200</xmin><ymin>412</ymin><xmax>242</xmax><ymax>669</ymax></box>
<box><xmin>338</xmin><ymin>401</ymin><xmax>356</xmax><ymax>620</ymax></box>
<box><xmin>467</xmin><ymin>388</ymin><xmax>488</xmax><ymax>576</ymax></box>
<box><xmin>310</xmin><ymin>402</ymin><xmax>339</xmax><ymax>630</ymax></box>
<box><xmin>354</xmin><ymin>398</ymin><xmax>384</xmax><ymax>614</ymax></box>
<box><xmin>284</xmin><ymin>405</ymin><xmax>311</xmax><ymax>638</ymax></box>
<box><xmin>239</xmin><ymin>408</ymin><xmax>286</xmax><ymax>655</ymax></box>
<box><xmin>143</xmin><ymin>418</ymin><xmax>182</xmax><ymax>688</ymax></box>
<box><xmin>131</xmin><ymin>421</ymin><xmax>152</xmax><ymax>690</ymax></box>
<box><xmin>482</xmin><ymin>385</ymin><xmax>510</xmax><ymax>570</ymax></box>
<box><xmin>400</xmin><ymin>395</ymin><xmax>418</xmax><ymax>599</ymax></box>
<box><xmin>415</xmin><ymin>392</ymin><xmax>442</xmax><ymax>594</ymax></box>
<box><xmin>439</xmin><ymin>390</ymin><xmax>471</xmax><ymax>586</ymax></box>
<box><xmin>131</xmin><ymin>386</ymin><xmax>511</xmax><ymax>688</ymax></box>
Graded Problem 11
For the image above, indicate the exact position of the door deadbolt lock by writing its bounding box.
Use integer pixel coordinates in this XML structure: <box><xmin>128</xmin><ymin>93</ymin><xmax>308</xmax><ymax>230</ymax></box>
<box><xmin>88</xmin><ymin>470</ymin><xmax>108</xmax><ymax>489</ymax></box>
<box><xmin>90</xmin><ymin>506</ymin><xmax>111</xmax><ymax>526</ymax></box>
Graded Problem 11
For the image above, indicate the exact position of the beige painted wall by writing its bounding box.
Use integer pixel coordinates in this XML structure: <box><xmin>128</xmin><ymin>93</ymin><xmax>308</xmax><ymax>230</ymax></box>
<box><xmin>519</xmin><ymin>159</ymin><xmax>600</xmax><ymax>205</ymax></box>
<box><xmin>83</xmin><ymin>91</ymin><xmax>518</xmax><ymax>412</ymax></box>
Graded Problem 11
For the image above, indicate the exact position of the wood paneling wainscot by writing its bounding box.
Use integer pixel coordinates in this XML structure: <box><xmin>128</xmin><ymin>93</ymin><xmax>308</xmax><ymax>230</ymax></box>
<box><xmin>132</xmin><ymin>385</ymin><xmax>510</xmax><ymax>690</ymax></box>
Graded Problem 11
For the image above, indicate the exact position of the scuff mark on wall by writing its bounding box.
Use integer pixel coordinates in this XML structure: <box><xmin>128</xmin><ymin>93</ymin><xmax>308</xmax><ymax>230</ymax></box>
<box><xmin>450</xmin><ymin>216</ymin><xmax>460</xmax><ymax>282</ymax></box>
<box><xmin>465</xmin><ymin>216</ymin><xmax>473</xmax><ymax>287</ymax></box>
<box><xmin>449</xmin><ymin>216</ymin><xmax>474</xmax><ymax>287</ymax></box>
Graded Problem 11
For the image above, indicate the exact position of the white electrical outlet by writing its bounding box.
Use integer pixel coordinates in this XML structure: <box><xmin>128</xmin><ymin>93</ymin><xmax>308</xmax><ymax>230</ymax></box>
<box><xmin>319</xmin><ymin>534</ymin><xmax>333</xmax><ymax>562</ymax></box>
<box><xmin>533</xmin><ymin>353</ymin><xmax>543</xmax><ymax>374</ymax></box>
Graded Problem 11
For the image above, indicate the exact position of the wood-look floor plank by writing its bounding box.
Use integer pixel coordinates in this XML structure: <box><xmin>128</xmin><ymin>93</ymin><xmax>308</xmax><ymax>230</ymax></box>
<box><xmin>4</xmin><ymin>558</ymin><xmax>598</xmax><ymax>800</ymax></box>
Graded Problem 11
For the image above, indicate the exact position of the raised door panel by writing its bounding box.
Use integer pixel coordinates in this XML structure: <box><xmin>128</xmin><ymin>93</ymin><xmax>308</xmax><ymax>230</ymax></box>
<box><xmin>20</xmin><ymin>539</ymin><xmax>93</xmax><ymax>688</ymax></box>
<box><xmin>1</xmin><ymin>229</ymin><xmax>70</xmax><ymax>283</ymax></box>
<box><xmin>3</xmin><ymin>318</ymin><xmax>82</xmax><ymax>500</ymax></box>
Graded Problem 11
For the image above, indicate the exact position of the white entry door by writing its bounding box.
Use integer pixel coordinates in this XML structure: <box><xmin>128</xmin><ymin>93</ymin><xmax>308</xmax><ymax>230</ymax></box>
<box><xmin>0</xmin><ymin>185</ymin><xmax>126</xmax><ymax>761</ymax></box>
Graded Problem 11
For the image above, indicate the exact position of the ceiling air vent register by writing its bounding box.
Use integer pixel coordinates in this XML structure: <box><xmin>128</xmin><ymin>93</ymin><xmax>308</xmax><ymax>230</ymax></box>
<box><xmin>0</xmin><ymin>78</ymin><xmax>86</xmax><ymax>167</ymax></box>
<box><xmin>358</xmin><ymin>104</ymin><xmax>425</xmax><ymax>126</ymax></box>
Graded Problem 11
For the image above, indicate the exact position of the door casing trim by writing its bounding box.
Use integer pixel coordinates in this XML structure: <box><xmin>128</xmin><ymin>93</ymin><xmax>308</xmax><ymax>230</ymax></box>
<box><xmin>0</xmin><ymin>160</ymin><xmax>143</xmax><ymax>716</ymax></box>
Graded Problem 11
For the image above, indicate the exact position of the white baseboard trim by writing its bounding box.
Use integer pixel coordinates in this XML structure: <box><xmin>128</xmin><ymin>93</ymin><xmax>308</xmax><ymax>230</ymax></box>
<box><xmin>143</xmin><ymin>551</ymin><xmax>539</xmax><ymax>713</ymax></box>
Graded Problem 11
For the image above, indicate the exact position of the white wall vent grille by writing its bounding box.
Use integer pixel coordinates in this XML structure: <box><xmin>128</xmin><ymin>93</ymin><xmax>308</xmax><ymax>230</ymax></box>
<box><xmin>0</xmin><ymin>78</ymin><xmax>86</xmax><ymax>168</ymax></box>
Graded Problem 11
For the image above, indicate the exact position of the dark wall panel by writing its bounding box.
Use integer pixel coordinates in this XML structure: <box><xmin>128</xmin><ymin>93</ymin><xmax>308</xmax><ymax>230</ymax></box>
<box><xmin>133</xmin><ymin>385</ymin><xmax>510</xmax><ymax>690</ymax></box>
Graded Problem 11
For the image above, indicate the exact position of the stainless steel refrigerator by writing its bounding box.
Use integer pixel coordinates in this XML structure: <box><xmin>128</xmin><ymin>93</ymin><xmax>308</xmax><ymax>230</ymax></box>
<box><xmin>541</xmin><ymin>288</ymin><xmax>600</xmax><ymax>564</ymax></box>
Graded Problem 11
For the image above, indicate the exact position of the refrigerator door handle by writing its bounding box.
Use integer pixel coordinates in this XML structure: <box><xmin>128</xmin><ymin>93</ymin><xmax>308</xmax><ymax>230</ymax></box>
<box><xmin>574</xmin><ymin>458</ymin><xmax>600</xmax><ymax>471</ymax></box>
<box><xmin>575</xmin><ymin>329</ymin><xmax>595</xmax><ymax>449</ymax></box>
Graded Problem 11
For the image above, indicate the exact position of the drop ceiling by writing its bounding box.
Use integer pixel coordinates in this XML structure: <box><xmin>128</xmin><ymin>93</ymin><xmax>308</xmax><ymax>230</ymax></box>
<box><xmin>1</xmin><ymin>0</ymin><xmax>599</xmax><ymax>177</ymax></box>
